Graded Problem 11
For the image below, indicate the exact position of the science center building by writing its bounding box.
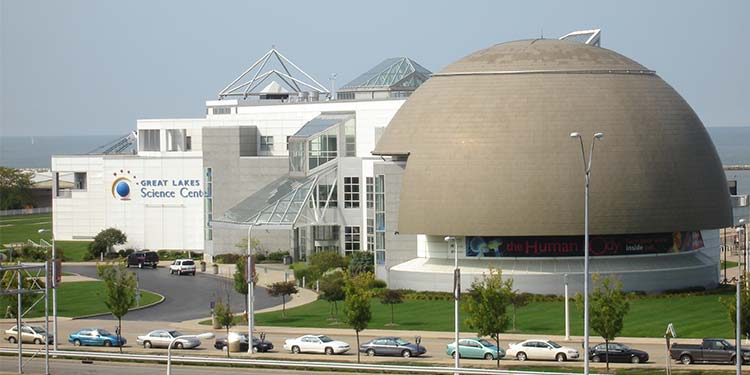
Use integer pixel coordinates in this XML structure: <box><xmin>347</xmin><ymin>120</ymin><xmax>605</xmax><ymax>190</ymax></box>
<box><xmin>52</xmin><ymin>30</ymin><xmax>738</xmax><ymax>294</ymax></box>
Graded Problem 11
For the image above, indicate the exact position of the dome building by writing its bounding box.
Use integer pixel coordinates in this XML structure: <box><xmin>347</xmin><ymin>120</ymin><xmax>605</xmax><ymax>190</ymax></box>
<box><xmin>372</xmin><ymin>38</ymin><xmax>732</xmax><ymax>294</ymax></box>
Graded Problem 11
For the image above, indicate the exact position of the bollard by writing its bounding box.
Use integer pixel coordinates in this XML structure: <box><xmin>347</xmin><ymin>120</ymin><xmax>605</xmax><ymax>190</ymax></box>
<box><xmin>315</xmin><ymin>280</ymin><xmax>319</xmax><ymax>293</ymax></box>
<box><xmin>302</xmin><ymin>276</ymin><xmax>306</xmax><ymax>289</ymax></box>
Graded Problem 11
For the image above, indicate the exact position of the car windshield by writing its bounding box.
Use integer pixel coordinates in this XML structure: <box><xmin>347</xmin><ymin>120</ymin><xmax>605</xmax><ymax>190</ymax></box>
<box><xmin>99</xmin><ymin>329</ymin><xmax>112</xmax><ymax>336</ymax></box>
<box><xmin>395</xmin><ymin>338</ymin><xmax>409</xmax><ymax>346</ymax></box>
<box><xmin>547</xmin><ymin>341</ymin><xmax>562</xmax><ymax>348</ymax></box>
<box><xmin>479</xmin><ymin>339</ymin><xmax>493</xmax><ymax>347</ymax></box>
<box><xmin>319</xmin><ymin>336</ymin><xmax>333</xmax><ymax>343</ymax></box>
<box><xmin>168</xmin><ymin>331</ymin><xmax>182</xmax><ymax>338</ymax></box>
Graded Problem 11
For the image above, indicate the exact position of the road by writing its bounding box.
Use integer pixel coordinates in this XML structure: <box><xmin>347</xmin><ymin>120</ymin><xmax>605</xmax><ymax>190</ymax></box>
<box><xmin>0</xmin><ymin>357</ymin><xmax>381</xmax><ymax>375</ymax></box>
<box><xmin>65</xmin><ymin>265</ymin><xmax>282</xmax><ymax>322</ymax></box>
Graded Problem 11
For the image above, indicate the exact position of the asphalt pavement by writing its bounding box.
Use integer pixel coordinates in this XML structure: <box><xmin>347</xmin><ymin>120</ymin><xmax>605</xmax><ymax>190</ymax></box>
<box><xmin>65</xmin><ymin>265</ymin><xmax>283</xmax><ymax>322</ymax></box>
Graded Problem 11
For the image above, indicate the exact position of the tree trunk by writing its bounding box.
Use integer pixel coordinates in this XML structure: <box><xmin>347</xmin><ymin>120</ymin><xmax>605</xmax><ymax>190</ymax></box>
<box><xmin>356</xmin><ymin>330</ymin><xmax>361</xmax><ymax>363</ymax></box>
<box><xmin>226</xmin><ymin>327</ymin><xmax>230</xmax><ymax>358</ymax></box>
<box><xmin>117</xmin><ymin>318</ymin><xmax>123</xmax><ymax>354</ymax></box>
<box><xmin>244</xmin><ymin>295</ymin><xmax>249</xmax><ymax>322</ymax></box>
<box><xmin>605</xmin><ymin>339</ymin><xmax>610</xmax><ymax>373</ymax></box>
<box><xmin>495</xmin><ymin>336</ymin><xmax>500</xmax><ymax>368</ymax></box>
<box><xmin>282</xmin><ymin>295</ymin><xmax>286</xmax><ymax>318</ymax></box>
<box><xmin>512</xmin><ymin>304</ymin><xmax>517</xmax><ymax>331</ymax></box>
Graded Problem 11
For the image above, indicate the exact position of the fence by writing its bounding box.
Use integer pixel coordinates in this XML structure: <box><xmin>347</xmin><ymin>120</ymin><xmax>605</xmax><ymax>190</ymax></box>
<box><xmin>0</xmin><ymin>207</ymin><xmax>52</xmax><ymax>217</ymax></box>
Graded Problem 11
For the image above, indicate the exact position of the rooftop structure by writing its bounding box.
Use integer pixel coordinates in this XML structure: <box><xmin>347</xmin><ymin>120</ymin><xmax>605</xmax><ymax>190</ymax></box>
<box><xmin>337</xmin><ymin>57</ymin><xmax>432</xmax><ymax>100</ymax></box>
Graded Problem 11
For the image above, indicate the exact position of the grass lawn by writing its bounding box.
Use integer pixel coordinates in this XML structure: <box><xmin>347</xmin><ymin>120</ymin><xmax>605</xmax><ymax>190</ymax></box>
<box><xmin>0</xmin><ymin>213</ymin><xmax>92</xmax><ymax>262</ymax></box>
<box><xmin>0</xmin><ymin>281</ymin><xmax>161</xmax><ymax>318</ymax></box>
<box><xmin>721</xmin><ymin>260</ymin><xmax>739</xmax><ymax>269</ymax></box>
<box><xmin>219</xmin><ymin>290</ymin><xmax>736</xmax><ymax>338</ymax></box>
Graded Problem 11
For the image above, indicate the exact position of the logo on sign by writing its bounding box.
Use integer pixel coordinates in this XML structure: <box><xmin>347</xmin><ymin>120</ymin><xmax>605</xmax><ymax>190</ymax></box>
<box><xmin>111</xmin><ymin>170</ymin><xmax>137</xmax><ymax>200</ymax></box>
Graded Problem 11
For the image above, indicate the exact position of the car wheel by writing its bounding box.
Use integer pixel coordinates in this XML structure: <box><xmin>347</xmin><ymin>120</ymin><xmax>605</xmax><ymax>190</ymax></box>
<box><xmin>402</xmin><ymin>350</ymin><xmax>412</xmax><ymax>358</ymax></box>
<box><xmin>152</xmin><ymin>264</ymin><xmax>157</xmax><ymax>269</ymax></box>
<box><xmin>291</xmin><ymin>345</ymin><xmax>300</xmax><ymax>354</ymax></box>
<box><xmin>516</xmin><ymin>352</ymin><xmax>527</xmax><ymax>361</ymax></box>
<box><xmin>175</xmin><ymin>342</ymin><xmax>184</xmax><ymax>349</ymax></box>
<box><xmin>144</xmin><ymin>341</ymin><xmax>152</xmax><ymax>349</ymax></box>
<box><xmin>103</xmin><ymin>340</ymin><xmax>112</xmax><ymax>347</ymax></box>
<box><xmin>325</xmin><ymin>347</ymin><xmax>334</xmax><ymax>355</ymax></box>
<box><xmin>680</xmin><ymin>354</ymin><xmax>692</xmax><ymax>365</ymax></box>
<box><xmin>178</xmin><ymin>270</ymin><xmax>182</xmax><ymax>276</ymax></box>
<box><xmin>366</xmin><ymin>348</ymin><xmax>376</xmax><ymax>357</ymax></box>
<box><xmin>592</xmin><ymin>355</ymin><xmax>601</xmax><ymax>362</ymax></box>
<box><xmin>126</xmin><ymin>263</ymin><xmax>130</xmax><ymax>268</ymax></box>
<box><xmin>33</xmin><ymin>338</ymin><xmax>42</xmax><ymax>345</ymax></box>
<box><xmin>8</xmin><ymin>337</ymin><xmax>16</xmax><ymax>344</ymax></box>
<box><xmin>73</xmin><ymin>339</ymin><xmax>81</xmax><ymax>347</ymax></box>
<box><xmin>731</xmin><ymin>356</ymin><xmax>737</xmax><ymax>365</ymax></box>
<box><xmin>191</xmin><ymin>272</ymin><xmax>196</xmax><ymax>276</ymax></box>
<box><xmin>452</xmin><ymin>351</ymin><xmax>460</xmax><ymax>359</ymax></box>
<box><xmin>485</xmin><ymin>353</ymin><xmax>494</xmax><ymax>360</ymax></box>
<box><xmin>252</xmin><ymin>345</ymin><xmax>259</xmax><ymax>353</ymax></box>
<box><xmin>556</xmin><ymin>353</ymin><xmax>567</xmax><ymax>362</ymax></box>
<box><xmin>631</xmin><ymin>356</ymin><xmax>641</xmax><ymax>364</ymax></box>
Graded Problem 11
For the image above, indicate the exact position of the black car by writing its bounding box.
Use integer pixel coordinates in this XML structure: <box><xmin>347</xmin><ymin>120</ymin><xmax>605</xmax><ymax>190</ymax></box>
<box><xmin>359</xmin><ymin>337</ymin><xmax>426</xmax><ymax>358</ymax></box>
<box><xmin>590</xmin><ymin>342</ymin><xmax>649</xmax><ymax>363</ymax></box>
<box><xmin>127</xmin><ymin>251</ymin><xmax>159</xmax><ymax>269</ymax></box>
<box><xmin>214</xmin><ymin>333</ymin><xmax>273</xmax><ymax>353</ymax></box>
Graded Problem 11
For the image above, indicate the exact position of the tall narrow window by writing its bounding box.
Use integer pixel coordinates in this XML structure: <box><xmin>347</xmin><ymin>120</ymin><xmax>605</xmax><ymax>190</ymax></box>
<box><xmin>343</xmin><ymin>177</ymin><xmax>360</xmax><ymax>208</ymax></box>
<box><xmin>344</xmin><ymin>226</ymin><xmax>361</xmax><ymax>254</ymax></box>
<box><xmin>366</xmin><ymin>177</ymin><xmax>374</xmax><ymax>209</ymax></box>
<box><xmin>139</xmin><ymin>129</ymin><xmax>160</xmax><ymax>151</ymax></box>
<box><xmin>204</xmin><ymin>168</ymin><xmax>213</xmax><ymax>241</ymax></box>
<box><xmin>260</xmin><ymin>136</ymin><xmax>274</xmax><ymax>152</ymax></box>
<box><xmin>345</xmin><ymin>120</ymin><xmax>356</xmax><ymax>156</ymax></box>
<box><xmin>73</xmin><ymin>172</ymin><xmax>87</xmax><ymax>190</ymax></box>
<box><xmin>374</xmin><ymin>175</ymin><xmax>386</xmax><ymax>264</ymax></box>
<box><xmin>367</xmin><ymin>218</ymin><xmax>375</xmax><ymax>251</ymax></box>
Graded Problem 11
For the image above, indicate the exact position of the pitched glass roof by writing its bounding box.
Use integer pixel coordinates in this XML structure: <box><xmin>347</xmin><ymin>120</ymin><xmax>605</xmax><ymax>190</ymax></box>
<box><xmin>88</xmin><ymin>133</ymin><xmax>137</xmax><ymax>155</ymax></box>
<box><xmin>217</xmin><ymin>174</ymin><xmax>314</xmax><ymax>225</ymax></box>
<box><xmin>291</xmin><ymin>113</ymin><xmax>354</xmax><ymax>139</ymax></box>
<box><xmin>339</xmin><ymin>57</ymin><xmax>432</xmax><ymax>91</ymax></box>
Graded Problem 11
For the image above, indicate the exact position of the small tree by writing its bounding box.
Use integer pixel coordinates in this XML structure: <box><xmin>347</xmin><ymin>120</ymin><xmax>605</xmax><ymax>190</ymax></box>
<box><xmin>233</xmin><ymin>256</ymin><xmax>250</xmax><ymax>320</ymax></box>
<box><xmin>214</xmin><ymin>300</ymin><xmax>235</xmax><ymax>358</ymax></box>
<box><xmin>348</xmin><ymin>251</ymin><xmax>374</xmax><ymax>275</ymax></box>
<box><xmin>0</xmin><ymin>167</ymin><xmax>33</xmax><ymax>210</ymax></box>
<box><xmin>318</xmin><ymin>270</ymin><xmax>345</xmax><ymax>322</ymax></box>
<box><xmin>379</xmin><ymin>289</ymin><xmax>403</xmax><ymax>326</ymax></box>
<box><xmin>576</xmin><ymin>274</ymin><xmax>631</xmax><ymax>372</ymax></box>
<box><xmin>343</xmin><ymin>272</ymin><xmax>373</xmax><ymax>363</ymax></box>
<box><xmin>97</xmin><ymin>261</ymin><xmax>137</xmax><ymax>353</ymax></box>
<box><xmin>510</xmin><ymin>292</ymin><xmax>530</xmax><ymax>332</ymax></box>
<box><xmin>89</xmin><ymin>228</ymin><xmax>127</xmax><ymax>259</ymax></box>
<box><xmin>463</xmin><ymin>268</ymin><xmax>514</xmax><ymax>368</ymax></box>
<box><xmin>268</xmin><ymin>281</ymin><xmax>298</xmax><ymax>318</ymax></box>
<box><xmin>308</xmin><ymin>251</ymin><xmax>348</xmax><ymax>282</ymax></box>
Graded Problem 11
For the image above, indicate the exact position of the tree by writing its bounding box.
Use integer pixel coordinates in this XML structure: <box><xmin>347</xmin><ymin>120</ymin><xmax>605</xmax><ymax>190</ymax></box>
<box><xmin>318</xmin><ymin>270</ymin><xmax>345</xmax><ymax>322</ymax></box>
<box><xmin>463</xmin><ymin>268</ymin><xmax>514</xmax><ymax>368</ymax></box>
<box><xmin>0</xmin><ymin>270</ymin><xmax>36</xmax><ymax>318</ymax></box>
<box><xmin>214</xmin><ymin>300</ymin><xmax>235</xmax><ymax>358</ymax></box>
<box><xmin>576</xmin><ymin>274</ymin><xmax>631</xmax><ymax>372</ymax></box>
<box><xmin>88</xmin><ymin>228</ymin><xmax>127</xmax><ymax>259</ymax></box>
<box><xmin>308</xmin><ymin>251</ymin><xmax>348</xmax><ymax>281</ymax></box>
<box><xmin>720</xmin><ymin>274</ymin><xmax>750</xmax><ymax>340</ymax></box>
<box><xmin>379</xmin><ymin>289</ymin><xmax>403</xmax><ymax>326</ymax></box>
<box><xmin>510</xmin><ymin>292</ymin><xmax>530</xmax><ymax>332</ymax></box>
<box><xmin>343</xmin><ymin>272</ymin><xmax>373</xmax><ymax>363</ymax></box>
<box><xmin>233</xmin><ymin>255</ymin><xmax>251</xmax><ymax>321</ymax></box>
<box><xmin>97</xmin><ymin>261</ymin><xmax>137</xmax><ymax>353</ymax></box>
<box><xmin>348</xmin><ymin>251</ymin><xmax>374</xmax><ymax>275</ymax></box>
<box><xmin>0</xmin><ymin>167</ymin><xmax>33</xmax><ymax>210</ymax></box>
<box><xmin>268</xmin><ymin>281</ymin><xmax>298</xmax><ymax>318</ymax></box>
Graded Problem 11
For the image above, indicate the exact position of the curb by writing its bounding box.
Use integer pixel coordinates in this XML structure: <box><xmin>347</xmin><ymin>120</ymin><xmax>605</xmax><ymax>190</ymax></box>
<box><xmin>71</xmin><ymin>290</ymin><xmax>165</xmax><ymax>320</ymax></box>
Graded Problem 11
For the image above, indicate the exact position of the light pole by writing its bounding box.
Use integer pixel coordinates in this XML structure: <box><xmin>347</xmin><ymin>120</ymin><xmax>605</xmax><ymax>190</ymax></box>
<box><xmin>38</xmin><ymin>228</ymin><xmax>57</xmax><ymax>351</ymax></box>
<box><xmin>570</xmin><ymin>131</ymin><xmax>604</xmax><ymax>375</ymax></box>
<box><xmin>167</xmin><ymin>332</ymin><xmax>214</xmax><ymax>375</ymax></box>
<box><xmin>737</xmin><ymin>218</ymin><xmax>744</xmax><ymax>375</ymax></box>
<box><xmin>444</xmin><ymin>236</ymin><xmax>460</xmax><ymax>373</ymax></box>
<box><xmin>246</xmin><ymin>224</ymin><xmax>255</xmax><ymax>355</ymax></box>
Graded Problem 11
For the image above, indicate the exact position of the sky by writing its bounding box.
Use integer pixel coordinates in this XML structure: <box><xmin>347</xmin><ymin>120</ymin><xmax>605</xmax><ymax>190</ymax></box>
<box><xmin>1</xmin><ymin>0</ymin><xmax>748</xmax><ymax>136</ymax></box>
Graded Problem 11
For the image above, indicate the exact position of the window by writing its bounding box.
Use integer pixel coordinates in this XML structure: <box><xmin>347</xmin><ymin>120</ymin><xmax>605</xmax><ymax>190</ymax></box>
<box><xmin>73</xmin><ymin>172</ymin><xmax>87</xmax><ymax>190</ymax></box>
<box><xmin>343</xmin><ymin>177</ymin><xmax>360</xmax><ymax>208</ymax></box>
<box><xmin>166</xmin><ymin>129</ymin><xmax>186</xmax><ymax>151</ymax></box>
<box><xmin>185</xmin><ymin>136</ymin><xmax>192</xmax><ymax>151</ymax></box>
<box><xmin>374</xmin><ymin>174</ymin><xmax>386</xmax><ymax>264</ymax></box>
<box><xmin>315</xmin><ymin>184</ymin><xmax>337</xmax><ymax>208</ymax></box>
<box><xmin>260</xmin><ymin>136</ymin><xmax>274</xmax><ymax>152</ymax></box>
<box><xmin>204</xmin><ymin>168</ymin><xmax>213</xmax><ymax>241</ymax></box>
<box><xmin>313</xmin><ymin>225</ymin><xmax>339</xmax><ymax>241</ymax></box>
<box><xmin>367</xmin><ymin>218</ymin><xmax>374</xmax><ymax>251</ymax></box>
<box><xmin>376</xmin><ymin>250</ymin><xmax>385</xmax><ymax>265</ymax></box>
<box><xmin>344</xmin><ymin>226</ymin><xmax>360</xmax><ymax>253</ymax></box>
<box><xmin>288</xmin><ymin>140</ymin><xmax>304</xmax><ymax>172</ymax></box>
<box><xmin>308</xmin><ymin>128</ymin><xmax>337</xmax><ymax>170</ymax></box>
<box><xmin>366</xmin><ymin>177</ymin><xmax>374</xmax><ymax>209</ymax></box>
<box><xmin>139</xmin><ymin>129</ymin><xmax>160</xmax><ymax>151</ymax></box>
<box><xmin>286</xmin><ymin>136</ymin><xmax>291</xmax><ymax>150</ymax></box>
<box><xmin>345</xmin><ymin>120</ymin><xmax>356</xmax><ymax>156</ymax></box>
<box><xmin>212</xmin><ymin>107</ymin><xmax>231</xmax><ymax>115</ymax></box>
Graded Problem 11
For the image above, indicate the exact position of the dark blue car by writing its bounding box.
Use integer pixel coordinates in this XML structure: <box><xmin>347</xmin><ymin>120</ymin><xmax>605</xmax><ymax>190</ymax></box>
<box><xmin>359</xmin><ymin>337</ymin><xmax>426</xmax><ymax>358</ymax></box>
<box><xmin>69</xmin><ymin>328</ymin><xmax>126</xmax><ymax>347</ymax></box>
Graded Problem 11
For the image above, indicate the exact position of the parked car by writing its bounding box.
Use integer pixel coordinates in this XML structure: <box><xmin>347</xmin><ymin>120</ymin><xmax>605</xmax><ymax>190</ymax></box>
<box><xmin>283</xmin><ymin>335</ymin><xmax>350</xmax><ymax>355</ymax></box>
<box><xmin>137</xmin><ymin>330</ymin><xmax>201</xmax><ymax>349</ymax></box>
<box><xmin>169</xmin><ymin>259</ymin><xmax>196</xmax><ymax>276</ymax></box>
<box><xmin>127</xmin><ymin>251</ymin><xmax>159</xmax><ymax>269</ymax></box>
<box><xmin>214</xmin><ymin>332</ymin><xmax>273</xmax><ymax>353</ymax></box>
<box><xmin>69</xmin><ymin>328</ymin><xmax>126</xmax><ymax>347</ymax></box>
<box><xmin>670</xmin><ymin>338</ymin><xmax>750</xmax><ymax>365</ymax></box>
<box><xmin>360</xmin><ymin>337</ymin><xmax>426</xmax><ymax>358</ymax></box>
<box><xmin>590</xmin><ymin>342</ymin><xmax>648</xmax><ymax>363</ymax></box>
<box><xmin>507</xmin><ymin>339</ymin><xmax>580</xmax><ymax>362</ymax></box>
<box><xmin>446</xmin><ymin>338</ymin><xmax>504</xmax><ymax>360</ymax></box>
<box><xmin>5</xmin><ymin>325</ymin><xmax>53</xmax><ymax>345</ymax></box>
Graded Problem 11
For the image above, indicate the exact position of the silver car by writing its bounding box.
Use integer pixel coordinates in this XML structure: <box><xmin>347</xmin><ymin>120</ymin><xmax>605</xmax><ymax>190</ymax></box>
<box><xmin>136</xmin><ymin>330</ymin><xmax>201</xmax><ymax>349</ymax></box>
<box><xmin>5</xmin><ymin>325</ymin><xmax>53</xmax><ymax>345</ymax></box>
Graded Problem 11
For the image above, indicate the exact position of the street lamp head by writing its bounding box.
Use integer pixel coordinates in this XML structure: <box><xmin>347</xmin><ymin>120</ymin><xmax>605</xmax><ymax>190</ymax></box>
<box><xmin>740</xmin><ymin>218</ymin><xmax>746</xmax><ymax>224</ymax></box>
<box><xmin>196</xmin><ymin>332</ymin><xmax>215</xmax><ymax>340</ymax></box>
<box><xmin>594</xmin><ymin>132</ymin><xmax>604</xmax><ymax>140</ymax></box>
<box><xmin>38</xmin><ymin>229</ymin><xmax>50</xmax><ymax>234</ymax></box>
<box><xmin>444</xmin><ymin>236</ymin><xmax>455</xmax><ymax>242</ymax></box>
<box><xmin>569</xmin><ymin>132</ymin><xmax>581</xmax><ymax>138</ymax></box>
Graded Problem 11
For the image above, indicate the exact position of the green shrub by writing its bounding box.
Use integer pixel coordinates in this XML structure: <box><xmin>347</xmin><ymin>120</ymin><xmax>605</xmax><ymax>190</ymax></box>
<box><xmin>370</xmin><ymin>279</ymin><xmax>387</xmax><ymax>289</ymax></box>
<box><xmin>215</xmin><ymin>253</ymin><xmax>241</xmax><ymax>264</ymax></box>
<box><xmin>267</xmin><ymin>251</ymin><xmax>289</xmax><ymax>262</ymax></box>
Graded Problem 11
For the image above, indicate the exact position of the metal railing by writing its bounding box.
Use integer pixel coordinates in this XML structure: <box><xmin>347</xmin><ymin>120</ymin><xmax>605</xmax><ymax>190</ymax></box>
<box><xmin>0</xmin><ymin>348</ymin><xmax>589</xmax><ymax>375</ymax></box>
<box><xmin>0</xmin><ymin>207</ymin><xmax>52</xmax><ymax>217</ymax></box>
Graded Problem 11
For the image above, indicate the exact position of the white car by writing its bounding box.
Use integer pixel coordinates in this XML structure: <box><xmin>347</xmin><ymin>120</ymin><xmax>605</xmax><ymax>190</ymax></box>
<box><xmin>283</xmin><ymin>334</ymin><xmax>350</xmax><ymax>355</ymax></box>
<box><xmin>169</xmin><ymin>259</ymin><xmax>196</xmax><ymax>276</ymax></box>
<box><xmin>506</xmin><ymin>339</ymin><xmax>580</xmax><ymax>362</ymax></box>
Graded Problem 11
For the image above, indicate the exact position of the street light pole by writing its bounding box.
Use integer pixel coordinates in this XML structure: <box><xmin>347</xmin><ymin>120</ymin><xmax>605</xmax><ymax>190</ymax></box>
<box><xmin>570</xmin><ymin>131</ymin><xmax>604</xmax><ymax>375</ymax></box>
<box><xmin>247</xmin><ymin>224</ymin><xmax>255</xmax><ymax>355</ymax></box>
<box><xmin>737</xmin><ymin>218</ymin><xmax>743</xmax><ymax>375</ymax></box>
<box><xmin>38</xmin><ymin>228</ymin><xmax>57</xmax><ymax>351</ymax></box>
<box><xmin>166</xmin><ymin>333</ymin><xmax>214</xmax><ymax>375</ymax></box>
<box><xmin>445</xmin><ymin>236</ymin><xmax>460</xmax><ymax>374</ymax></box>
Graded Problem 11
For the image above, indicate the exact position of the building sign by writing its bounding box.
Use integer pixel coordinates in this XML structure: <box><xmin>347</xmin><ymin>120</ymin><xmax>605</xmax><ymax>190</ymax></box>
<box><xmin>111</xmin><ymin>170</ymin><xmax>204</xmax><ymax>200</ymax></box>
<box><xmin>465</xmin><ymin>231</ymin><xmax>704</xmax><ymax>258</ymax></box>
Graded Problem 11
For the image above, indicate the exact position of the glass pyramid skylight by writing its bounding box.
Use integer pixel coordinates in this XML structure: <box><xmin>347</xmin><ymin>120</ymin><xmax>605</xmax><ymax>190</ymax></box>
<box><xmin>339</xmin><ymin>57</ymin><xmax>432</xmax><ymax>91</ymax></box>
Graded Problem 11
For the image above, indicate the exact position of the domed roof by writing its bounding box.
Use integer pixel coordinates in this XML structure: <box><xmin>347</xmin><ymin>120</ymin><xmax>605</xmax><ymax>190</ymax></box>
<box><xmin>373</xmin><ymin>39</ymin><xmax>731</xmax><ymax>236</ymax></box>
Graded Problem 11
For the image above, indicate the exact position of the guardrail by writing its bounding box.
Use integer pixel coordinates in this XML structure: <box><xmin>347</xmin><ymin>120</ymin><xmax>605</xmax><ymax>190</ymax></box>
<box><xmin>0</xmin><ymin>348</ymin><xmax>586</xmax><ymax>375</ymax></box>
<box><xmin>0</xmin><ymin>207</ymin><xmax>52</xmax><ymax>217</ymax></box>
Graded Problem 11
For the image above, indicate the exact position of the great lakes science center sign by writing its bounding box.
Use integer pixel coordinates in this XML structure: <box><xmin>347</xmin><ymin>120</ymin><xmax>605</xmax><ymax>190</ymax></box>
<box><xmin>111</xmin><ymin>170</ymin><xmax>204</xmax><ymax>201</ymax></box>
<box><xmin>465</xmin><ymin>231</ymin><xmax>704</xmax><ymax>258</ymax></box>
